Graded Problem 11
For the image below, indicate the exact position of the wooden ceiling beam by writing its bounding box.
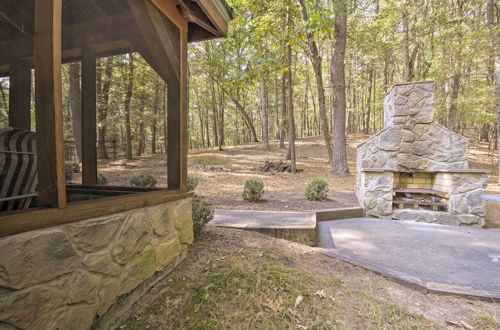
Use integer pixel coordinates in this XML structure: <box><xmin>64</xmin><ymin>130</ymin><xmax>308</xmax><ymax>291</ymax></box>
<box><xmin>0</xmin><ymin>13</ymin><xmax>135</xmax><ymax>67</ymax></box>
<box><xmin>127</xmin><ymin>0</ymin><xmax>180</xmax><ymax>84</ymax></box>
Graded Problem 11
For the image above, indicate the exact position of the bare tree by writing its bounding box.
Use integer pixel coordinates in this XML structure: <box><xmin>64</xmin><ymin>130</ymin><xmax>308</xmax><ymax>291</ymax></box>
<box><xmin>297</xmin><ymin>0</ymin><xmax>334</xmax><ymax>163</ymax></box>
<box><xmin>260</xmin><ymin>79</ymin><xmax>270</xmax><ymax>151</ymax></box>
<box><xmin>124</xmin><ymin>54</ymin><xmax>134</xmax><ymax>160</ymax></box>
<box><xmin>68</xmin><ymin>63</ymin><xmax>82</xmax><ymax>162</ymax></box>
<box><xmin>330</xmin><ymin>0</ymin><xmax>350</xmax><ymax>176</ymax></box>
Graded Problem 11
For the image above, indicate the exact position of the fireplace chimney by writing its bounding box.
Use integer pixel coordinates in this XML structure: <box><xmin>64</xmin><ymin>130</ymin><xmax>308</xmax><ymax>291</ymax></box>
<box><xmin>383</xmin><ymin>81</ymin><xmax>435</xmax><ymax>128</ymax></box>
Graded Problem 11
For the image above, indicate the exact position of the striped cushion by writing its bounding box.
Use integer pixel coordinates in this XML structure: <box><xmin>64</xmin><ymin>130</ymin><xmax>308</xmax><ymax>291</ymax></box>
<box><xmin>0</xmin><ymin>127</ymin><xmax>37</xmax><ymax>211</ymax></box>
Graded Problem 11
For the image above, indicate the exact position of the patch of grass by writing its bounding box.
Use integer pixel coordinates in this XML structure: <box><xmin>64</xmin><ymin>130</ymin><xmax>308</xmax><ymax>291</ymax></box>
<box><xmin>472</xmin><ymin>314</ymin><xmax>500</xmax><ymax>329</ymax></box>
<box><xmin>189</xmin><ymin>154</ymin><xmax>228</xmax><ymax>166</ymax></box>
<box><xmin>121</xmin><ymin>251</ymin><xmax>436</xmax><ymax>330</ymax></box>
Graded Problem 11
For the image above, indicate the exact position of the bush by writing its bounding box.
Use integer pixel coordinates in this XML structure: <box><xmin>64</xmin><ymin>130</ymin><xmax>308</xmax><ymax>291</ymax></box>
<box><xmin>242</xmin><ymin>179</ymin><xmax>264</xmax><ymax>202</ymax></box>
<box><xmin>305</xmin><ymin>177</ymin><xmax>329</xmax><ymax>201</ymax></box>
<box><xmin>97</xmin><ymin>172</ymin><xmax>108</xmax><ymax>186</ymax></box>
<box><xmin>187</xmin><ymin>175</ymin><xmax>199</xmax><ymax>191</ymax></box>
<box><xmin>64</xmin><ymin>162</ymin><xmax>73</xmax><ymax>183</ymax></box>
<box><xmin>192</xmin><ymin>196</ymin><xmax>213</xmax><ymax>237</ymax></box>
<box><xmin>70</xmin><ymin>162</ymin><xmax>80</xmax><ymax>173</ymax></box>
<box><xmin>130</xmin><ymin>173</ymin><xmax>157</xmax><ymax>187</ymax></box>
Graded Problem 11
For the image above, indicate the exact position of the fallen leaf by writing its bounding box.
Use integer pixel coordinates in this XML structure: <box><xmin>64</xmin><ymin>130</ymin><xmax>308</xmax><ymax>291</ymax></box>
<box><xmin>294</xmin><ymin>295</ymin><xmax>303</xmax><ymax>308</ymax></box>
<box><xmin>297</xmin><ymin>325</ymin><xmax>307</xmax><ymax>330</ymax></box>
<box><xmin>446</xmin><ymin>320</ymin><xmax>461</xmax><ymax>327</ymax></box>
<box><xmin>314</xmin><ymin>290</ymin><xmax>326</xmax><ymax>298</ymax></box>
<box><xmin>460</xmin><ymin>321</ymin><xmax>473</xmax><ymax>330</ymax></box>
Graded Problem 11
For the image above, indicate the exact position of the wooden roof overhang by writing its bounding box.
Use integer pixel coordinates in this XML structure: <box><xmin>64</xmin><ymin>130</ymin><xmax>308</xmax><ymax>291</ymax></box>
<box><xmin>0</xmin><ymin>0</ymin><xmax>233</xmax><ymax>75</ymax></box>
<box><xmin>0</xmin><ymin>0</ymin><xmax>232</xmax><ymax>236</ymax></box>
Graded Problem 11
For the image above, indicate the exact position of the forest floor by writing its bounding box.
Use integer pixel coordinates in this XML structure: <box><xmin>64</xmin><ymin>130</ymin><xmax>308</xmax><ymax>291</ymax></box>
<box><xmin>115</xmin><ymin>227</ymin><xmax>500</xmax><ymax>329</ymax></box>
<box><xmin>89</xmin><ymin>134</ymin><xmax>500</xmax><ymax>211</ymax></box>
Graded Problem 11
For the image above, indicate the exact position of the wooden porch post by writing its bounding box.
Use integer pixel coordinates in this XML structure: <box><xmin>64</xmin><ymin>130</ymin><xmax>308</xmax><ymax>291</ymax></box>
<box><xmin>128</xmin><ymin>0</ymin><xmax>188</xmax><ymax>192</ymax></box>
<box><xmin>81</xmin><ymin>44</ymin><xmax>97</xmax><ymax>185</ymax></box>
<box><xmin>8</xmin><ymin>62</ymin><xmax>32</xmax><ymax>130</ymax></box>
<box><xmin>167</xmin><ymin>27</ymin><xmax>188</xmax><ymax>192</ymax></box>
<box><xmin>34</xmin><ymin>0</ymin><xmax>66</xmax><ymax>208</ymax></box>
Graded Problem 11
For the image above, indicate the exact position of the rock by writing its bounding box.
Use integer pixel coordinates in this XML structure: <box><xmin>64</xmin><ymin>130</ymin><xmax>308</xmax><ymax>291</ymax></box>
<box><xmin>366</xmin><ymin>175</ymin><xmax>392</xmax><ymax>192</ymax></box>
<box><xmin>400</xmin><ymin>130</ymin><xmax>415</xmax><ymax>142</ymax></box>
<box><xmin>112</xmin><ymin>209</ymin><xmax>153</xmax><ymax>265</ymax></box>
<box><xmin>378</xmin><ymin>128</ymin><xmax>401</xmax><ymax>151</ymax></box>
<box><xmin>118</xmin><ymin>249</ymin><xmax>157</xmax><ymax>296</ymax></box>
<box><xmin>171</xmin><ymin>198</ymin><xmax>194</xmax><ymax>245</ymax></box>
<box><xmin>410</xmin><ymin>140</ymin><xmax>434</xmax><ymax>156</ymax></box>
<box><xmin>146</xmin><ymin>204</ymin><xmax>173</xmax><ymax>236</ymax></box>
<box><xmin>97</xmin><ymin>277</ymin><xmax>120</xmax><ymax>316</ymax></box>
<box><xmin>65</xmin><ymin>215</ymin><xmax>123</xmax><ymax>253</ymax></box>
<box><xmin>394</xmin><ymin>96</ymin><xmax>407</xmax><ymax>106</ymax></box>
<box><xmin>84</xmin><ymin>251</ymin><xmax>122</xmax><ymax>276</ymax></box>
<box><xmin>0</xmin><ymin>230</ymin><xmax>81</xmax><ymax>289</ymax></box>
<box><xmin>153</xmin><ymin>237</ymin><xmax>181</xmax><ymax>271</ymax></box>
<box><xmin>0</xmin><ymin>270</ymin><xmax>99</xmax><ymax>330</ymax></box>
<box><xmin>451</xmin><ymin>174</ymin><xmax>488</xmax><ymax>194</ymax></box>
<box><xmin>396</xmin><ymin>153</ymin><xmax>428</xmax><ymax>171</ymax></box>
<box><xmin>464</xmin><ymin>189</ymin><xmax>486</xmax><ymax>215</ymax></box>
<box><xmin>394</xmin><ymin>106</ymin><xmax>409</xmax><ymax>115</ymax></box>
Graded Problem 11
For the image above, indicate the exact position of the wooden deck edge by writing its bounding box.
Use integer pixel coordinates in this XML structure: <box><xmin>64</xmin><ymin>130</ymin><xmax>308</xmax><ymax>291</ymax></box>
<box><xmin>0</xmin><ymin>190</ymin><xmax>194</xmax><ymax>237</ymax></box>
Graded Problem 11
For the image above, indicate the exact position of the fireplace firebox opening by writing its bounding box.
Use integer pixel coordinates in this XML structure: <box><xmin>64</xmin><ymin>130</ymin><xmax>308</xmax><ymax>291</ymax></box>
<box><xmin>393</xmin><ymin>172</ymin><xmax>449</xmax><ymax>212</ymax></box>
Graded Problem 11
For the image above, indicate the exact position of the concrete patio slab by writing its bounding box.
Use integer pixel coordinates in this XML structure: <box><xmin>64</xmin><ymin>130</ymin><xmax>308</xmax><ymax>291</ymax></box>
<box><xmin>317</xmin><ymin>218</ymin><xmax>500</xmax><ymax>301</ymax></box>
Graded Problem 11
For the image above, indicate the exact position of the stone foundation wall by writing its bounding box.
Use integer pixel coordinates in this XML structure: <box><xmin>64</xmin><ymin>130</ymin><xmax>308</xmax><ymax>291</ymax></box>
<box><xmin>0</xmin><ymin>197</ymin><xmax>193</xmax><ymax>330</ymax></box>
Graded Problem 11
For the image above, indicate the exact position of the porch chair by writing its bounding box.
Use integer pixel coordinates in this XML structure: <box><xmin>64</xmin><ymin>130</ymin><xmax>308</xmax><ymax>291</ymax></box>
<box><xmin>0</xmin><ymin>127</ymin><xmax>37</xmax><ymax>211</ymax></box>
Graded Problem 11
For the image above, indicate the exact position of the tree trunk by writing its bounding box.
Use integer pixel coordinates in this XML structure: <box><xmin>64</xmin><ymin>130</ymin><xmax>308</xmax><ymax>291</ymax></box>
<box><xmin>232</xmin><ymin>98</ymin><xmax>259</xmax><ymax>142</ymax></box>
<box><xmin>364</xmin><ymin>67</ymin><xmax>373</xmax><ymax>134</ymax></box>
<box><xmin>69</xmin><ymin>63</ymin><xmax>82</xmax><ymax>162</ymax></box>
<box><xmin>297</xmin><ymin>0</ymin><xmax>333</xmax><ymax>164</ymax></box>
<box><xmin>447</xmin><ymin>74</ymin><xmax>460</xmax><ymax>132</ymax></box>
<box><xmin>210</xmin><ymin>76</ymin><xmax>219</xmax><ymax>148</ymax></box>
<box><xmin>151</xmin><ymin>78</ymin><xmax>160</xmax><ymax>154</ymax></box>
<box><xmin>137</xmin><ymin>117</ymin><xmax>144</xmax><ymax>156</ymax></box>
<box><xmin>218</xmin><ymin>83</ymin><xmax>225</xmax><ymax>149</ymax></box>
<box><xmin>285</xmin><ymin>4</ymin><xmax>296</xmax><ymax>172</ymax></box>
<box><xmin>493</xmin><ymin>0</ymin><xmax>500</xmax><ymax>183</ymax></box>
<box><xmin>330</xmin><ymin>0</ymin><xmax>350</xmax><ymax>177</ymax></box>
<box><xmin>124</xmin><ymin>54</ymin><xmax>134</xmax><ymax>160</ymax></box>
<box><xmin>260</xmin><ymin>79</ymin><xmax>270</xmax><ymax>151</ymax></box>
<box><xmin>280</xmin><ymin>72</ymin><xmax>287</xmax><ymax>148</ymax></box>
<box><xmin>97</xmin><ymin>57</ymin><xmax>113</xmax><ymax>159</ymax></box>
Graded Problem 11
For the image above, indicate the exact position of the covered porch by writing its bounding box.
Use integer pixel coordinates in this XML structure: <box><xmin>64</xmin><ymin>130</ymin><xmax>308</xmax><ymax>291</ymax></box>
<box><xmin>0</xmin><ymin>0</ymin><xmax>231</xmax><ymax>328</ymax></box>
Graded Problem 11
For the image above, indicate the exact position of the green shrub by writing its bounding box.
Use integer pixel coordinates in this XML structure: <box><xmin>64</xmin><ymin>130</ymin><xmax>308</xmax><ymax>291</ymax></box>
<box><xmin>130</xmin><ymin>173</ymin><xmax>157</xmax><ymax>187</ymax></box>
<box><xmin>305</xmin><ymin>177</ymin><xmax>329</xmax><ymax>201</ymax></box>
<box><xmin>187</xmin><ymin>175</ymin><xmax>199</xmax><ymax>191</ymax></box>
<box><xmin>64</xmin><ymin>162</ymin><xmax>73</xmax><ymax>183</ymax></box>
<box><xmin>192</xmin><ymin>196</ymin><xmax>214</xmax><ymax>238</ymax></box>
<box><xmin>70</xmin><ymin>162</ymin><xmax>80</xmax><ymax>173</ymax></box>
<box><xmin>97</xmin><ymin>172</ymin><xmax>108</xmax><ymax>186</ymax></box>
<box><xmin>242</xmin><ymin>179</ymin><xmax>264</xmax><ymax>202</ymax></box>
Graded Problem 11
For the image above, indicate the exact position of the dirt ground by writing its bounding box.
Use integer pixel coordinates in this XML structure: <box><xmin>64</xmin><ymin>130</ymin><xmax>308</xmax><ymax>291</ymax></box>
<box><xmin>81</xmin><ymin>134</ymin><xmax>499</xmax><ymax>211</ymax></box>
<box><xmin>114</xmin><ymin>227</ymin><xmax>500</xmax><ymax>329</ymax></box>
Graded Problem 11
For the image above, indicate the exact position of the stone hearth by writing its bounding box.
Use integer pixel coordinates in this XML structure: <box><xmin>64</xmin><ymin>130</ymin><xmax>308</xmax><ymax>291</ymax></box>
<box><xmin>356</xmin><ymin>81</ymin><xmax>488</xmax><ymax>226</ymax></box>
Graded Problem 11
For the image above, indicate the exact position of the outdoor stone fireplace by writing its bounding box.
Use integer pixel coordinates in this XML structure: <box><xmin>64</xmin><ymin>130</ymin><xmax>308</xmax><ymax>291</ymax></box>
<box><xmin>356</xmin><ymin>81</ymin><xmax>488</xmax><ymax>226</ymax></box>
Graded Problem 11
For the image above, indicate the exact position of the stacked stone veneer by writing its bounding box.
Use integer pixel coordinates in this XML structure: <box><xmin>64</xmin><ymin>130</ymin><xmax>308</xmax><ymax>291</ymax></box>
<box><xmin>0</xmin><ymin>197</ymin><xmax>193</xmax><ymax>329</ymax></box>
<box><xmin>356</xmin><ymin>81</ymin><xmax>488</xmax><ymax>226</ymax></box>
